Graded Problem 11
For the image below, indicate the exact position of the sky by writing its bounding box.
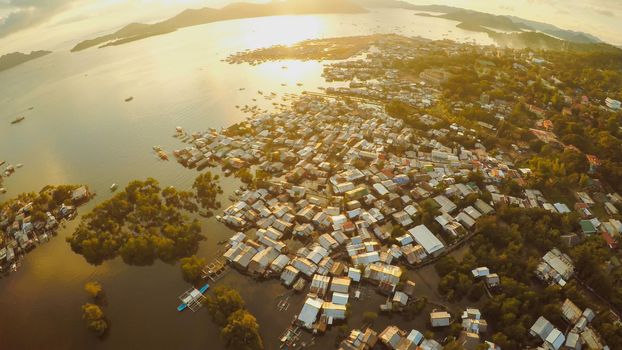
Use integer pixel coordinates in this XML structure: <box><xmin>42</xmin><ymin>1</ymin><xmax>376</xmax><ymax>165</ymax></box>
<box><xmin>0</xmin><ymin>0</ymin><xmax>620</xmax><ymax>52</ymax></box>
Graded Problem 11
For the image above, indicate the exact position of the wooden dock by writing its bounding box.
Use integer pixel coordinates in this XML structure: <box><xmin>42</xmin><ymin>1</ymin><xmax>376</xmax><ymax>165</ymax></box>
<box><xmin>201</xmin><ymin>256</ymin><xmax>229</xmax><ymax>282</ymax></box>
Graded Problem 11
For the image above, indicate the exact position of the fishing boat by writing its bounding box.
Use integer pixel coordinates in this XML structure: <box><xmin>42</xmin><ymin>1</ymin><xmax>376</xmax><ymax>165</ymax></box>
<box><xmin>157</xmin><ymin>150</ymin><xmax>169</xmax><ymax>160</ymax></box>
<box><xmin>125</xmin><ymin>96</ymin><xmax>133</xmax><ymax>102</ymax></box>
<box><xmin>10</xmin><ymin>116</ymin><xmax>25</xmax><ymax>124</ymax></box>
<box><xmin>16</xmin><ymin>163</ymin><xmax>23</xmax><ymax>168</ymax></box>
<box><xmin>177</xmin><ymin>283</ymin><xmax>209</xmax><ymax>312</ymax></box>
<box><xmin>110</xmin><ymin>183</ymin><xmax>118</xmax><ymax>192</ymax></box>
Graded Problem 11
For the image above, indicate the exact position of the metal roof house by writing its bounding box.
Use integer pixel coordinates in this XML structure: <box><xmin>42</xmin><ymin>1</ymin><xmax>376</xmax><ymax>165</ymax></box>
<box><xmin>297</xmin><ymin>296</ymin><xmax>323</xmax><ymax>329</ymax></box>
<box><xmin>408</xmin><ymin>225</ymin><xmax>445</xmax><ymax>257</ymax></box>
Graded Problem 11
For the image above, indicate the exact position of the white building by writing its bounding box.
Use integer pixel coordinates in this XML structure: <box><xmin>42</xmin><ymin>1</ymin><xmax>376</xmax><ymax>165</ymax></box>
<box><xmin>298</xmin><ymin>296</ymin><xmax>323</xmax><ymax>328</ymax></box>
<box><xmin>409</xmin><ymin>225</ymin><xmax>445</xmax><ymax>257</ymax></box>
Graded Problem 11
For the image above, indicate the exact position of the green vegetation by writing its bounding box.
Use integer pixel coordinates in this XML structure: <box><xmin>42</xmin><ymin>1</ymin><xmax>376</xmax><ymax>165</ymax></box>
<box><xmin>84</xmin><ymin>281</ymin><xmax>104</xmax><ymax>300</ymax></box>
<box><xmin>0</xmin><ymin>184</ymin><xmax>84</xmax><ymax>246</ymax></box>
<box><xmin>179</xmin><ymin>255</ymin><xmax>206</xmax><ymax>284</ymax></box>
<box><xmin>81</xmin><ymin>303</ymin><xmax>108</xmax><ymax>337</ymax></box>
<box><xmin>67</xmin><ymin>178</ymin><xmax>208</xmax><ymax>265</ymax></box>
<box><xmin>433</xmin><ymin>205</ymin><xmax>622</xmax><ymax>349</ymax></box>
<box><xmin>221</xmin><ymin>309</ymin><xmax>264</xmax><ymax>350</ymax></box>
<box><xmin>82</xmin><ymin>281</ymin><xmax>109</xmax><ymax>338</ymax></box>
<box><xmin>402</xmin><ymin>297</ymin><xmax>427</xmax><ymax>321</ymax></box>
<box><xmin>193</xmin><ymin>172</ymin><xmax>223</xmax><ymax>217</ymax></box>
<box><xmin>227</xmin><ymin>35</ymin><xmax>383</xmax><ymax>64</ymax></box>
<box><xmin>206</xmin><ymin>286</ymin><xmax>263</xmax><ymax>350</ymax></box>
<box><xmin>0</xmin><ymin>184</ymin><xmax>80</xmax><ymax>220</ymax></box>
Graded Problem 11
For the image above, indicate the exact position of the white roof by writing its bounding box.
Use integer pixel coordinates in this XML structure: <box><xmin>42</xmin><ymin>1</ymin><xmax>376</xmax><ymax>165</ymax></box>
<box><xmin>545</xmin><ymin>329</ymin><xmax>565</xmax><ymax>350</ymax></box>
<box><xmin>297</xmin><ymin>297</ymin><xmax>323</xmax><ymax>328</ymax></box>
<box><xmin>406</xmin><ymin>330</ymin><xmax>424</xmax><ymax>345</ymax></box>
<box><xmin>471</xmin><ymin>267</ymin><xmax>490</xmax><ymax>277</ymax></box>
<box><xmin>409</xmin><ymin>225</ymin><xmax>445</xmax><ymax>255</ymax></box>
<box><xmin>332</xmin><ymin>292</ymin><xmax>349</xmax><ymax>305</ymax></box>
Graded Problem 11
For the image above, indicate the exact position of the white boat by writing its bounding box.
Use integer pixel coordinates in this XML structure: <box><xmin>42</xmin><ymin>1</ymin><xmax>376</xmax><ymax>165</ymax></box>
<box><xmin>16</xmin><ymin>163</ymin><xmax>23</xmax><ymax>168</ymax></box>
<box><xmin>110</xmin><ymin>183</ymin><xmax>118</xmax><ymax>191</ymax></box>
<box><xmin>0</xmin><ymin>188</ymin><xmax>6</xmax><ymax>194</ymax></box>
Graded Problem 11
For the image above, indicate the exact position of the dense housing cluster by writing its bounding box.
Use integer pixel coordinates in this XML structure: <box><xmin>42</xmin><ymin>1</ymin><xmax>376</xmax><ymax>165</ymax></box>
<box><xmin>167</xmin><ymin>34</ymin><xmax>622</xmax><ymax>349</ymax></box>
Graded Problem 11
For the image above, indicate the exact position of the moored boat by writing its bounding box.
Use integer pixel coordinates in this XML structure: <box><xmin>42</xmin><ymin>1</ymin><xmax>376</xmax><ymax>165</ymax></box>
<box><xmin>177</xmin><ymin>283</ymin><xmax>209</xmax><ymax>312</ymax></box>
<box><xmin>157</xmin><ymin>150</ymin><xmax>169</xmax><ymax>160</ymax></box>
<box><xmin>10</xmin><ymin>116</ymin><xmax>25</xmax><ymax>124</ymax></box>
<box><xmin>110</xmin><ymin>183</ymin><xmax>118</xmax><ymax>191</ymax></box>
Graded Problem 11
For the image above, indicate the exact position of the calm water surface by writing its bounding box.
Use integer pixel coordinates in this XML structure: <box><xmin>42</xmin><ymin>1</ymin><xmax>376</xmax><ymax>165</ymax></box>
<box><xmin>0</xmin><ymin>10</ymin><xmax>491</xmax><ymax>350</ymax></box>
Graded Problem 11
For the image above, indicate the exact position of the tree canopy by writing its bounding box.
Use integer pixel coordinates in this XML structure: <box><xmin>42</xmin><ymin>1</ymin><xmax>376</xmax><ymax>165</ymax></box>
<box><xmin>205</xmin><ymin>286</ymin><xmax>263</xmax><ymax>350</ymax></box>
<box><xmin>81</xmin><ymin>303</ymin><xmax>108</xmax><ymax>337</ymax></box>
<box><xmin>67</xmin><ymin>178</ymin><xmax>204</xmax><ymax>265</ymax></box>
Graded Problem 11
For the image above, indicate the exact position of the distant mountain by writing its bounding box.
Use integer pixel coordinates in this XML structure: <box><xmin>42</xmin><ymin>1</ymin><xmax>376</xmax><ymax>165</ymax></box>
<box><xmin>71</xmin><ymin>0</ymin><xmax>367</xmax><ymax>52</ymax></box>
<box><xmin>354</xmin><ymin>0</ymin><xmax>456</xmax><ymax>12</ymax></box>
<box><xmin>506</xmin><ymin>16</ymin><xmax>602</xmax><ymax>44</ymax></box>
<box><xmin>0</xmin><ymin>51</ymin><xmax>51</xmax><ymax>73</ymax></box>
<box><xmin>488</xmin><ymin>31</ymin><xmax>618</xmax><ymax>53</ymax></box>
<box><xmin>355</xmin><ymin>0</ymin><xmax>605</xmax><ymax>45</ymax></box>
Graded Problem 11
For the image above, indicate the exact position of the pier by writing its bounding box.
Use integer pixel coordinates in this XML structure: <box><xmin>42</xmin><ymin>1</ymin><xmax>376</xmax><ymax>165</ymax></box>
<box><xmin>201</xmin><ymin>256</ymin><xmax>229</xmax><ymax>282</ymax></box>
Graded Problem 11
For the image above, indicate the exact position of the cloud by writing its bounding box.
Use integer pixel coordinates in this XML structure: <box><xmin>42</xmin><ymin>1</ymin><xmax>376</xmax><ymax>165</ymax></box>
<box><xmin>0</xmin><ymin>0</ymin><xmax>80</xmax><ymax>38</ymax></box>
<box><xmin>593</xmin><ymin>8</ymin><xmax>615</xmax><ymax>17</ymax></box>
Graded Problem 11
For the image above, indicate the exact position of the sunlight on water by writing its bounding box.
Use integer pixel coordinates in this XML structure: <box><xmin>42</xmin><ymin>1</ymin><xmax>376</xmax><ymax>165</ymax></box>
<box><xmin>239</xmin><ymin>15</ymin><xmax>328</xmax><ymax>47</ymax></box>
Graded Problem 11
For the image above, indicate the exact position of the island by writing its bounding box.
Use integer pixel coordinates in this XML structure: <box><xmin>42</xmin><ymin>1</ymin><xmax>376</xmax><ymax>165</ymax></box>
<box><xmin>66</xmin><ymin>175</ymin><xmax>222</xmax><ymax>266</ymax></box>
<box><xmin>0</xmin><ymin>51</ymin><xmax>51</xmax><ymax>73</ymax></box>
<box><xmin>70</xmin><ymin>0</ymin><xmax>366</xmax><ymax>52</ymax></box>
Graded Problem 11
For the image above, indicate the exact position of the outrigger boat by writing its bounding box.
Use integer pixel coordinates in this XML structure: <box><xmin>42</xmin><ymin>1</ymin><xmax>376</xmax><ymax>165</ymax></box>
<box><xmin>177</xmin><ymin>283</ymin><xmax>209</xmax><ymax>312</ymax></box>
<box><xmin>11</xmin><ymin>116</ymin><xmax>25</xmax><ymax>124</ymax></box>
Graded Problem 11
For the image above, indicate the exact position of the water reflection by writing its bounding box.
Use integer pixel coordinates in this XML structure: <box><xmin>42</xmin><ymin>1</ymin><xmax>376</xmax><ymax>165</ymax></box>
<box><xmin>0</xmin><ymin>9</ymin><xmax>494</xmax><ymax>350</ymax></box>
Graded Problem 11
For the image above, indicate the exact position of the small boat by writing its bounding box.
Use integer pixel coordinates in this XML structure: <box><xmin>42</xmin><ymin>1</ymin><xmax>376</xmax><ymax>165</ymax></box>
<box><xmin>110</xmin><ymin>183</ymin><xmax>118</xmax><ymax>192</ymax></box>
<box><xmin>153</xmin><ymin>145</ymin><xmax>162</xmax><ymax>151</ymax></box>
<box><xmin>11</xmin><ymin>116</ymin><xmax>25</xmax><ymax>124</ymax></box>
<box><xmin>0</xmin><ymin>188</ymin><xmax>6</xmax><ymax>194</ymax></box>
<box><xmin>177</xmin><ymin>283</ymin><xmax>209</xmax><ymax>312</ymax></box>
<box><xmin>16</xmin><ymin>163</ymin><xmax>23</xmax><ymax>168</ymax></box>
<box><xmin>157</xmin><ymin>150</ymin><xmax>169</xmax><ymax>160</ymax></box>
<box><xmin>125</xmin><ymin>96</ymin><xmax>133</xmax><ymax>102</ymax></box>
<box><xmin>176</xmin><ymin>126</ymin><xmax>183</xmax><ymax>133</ymax></box>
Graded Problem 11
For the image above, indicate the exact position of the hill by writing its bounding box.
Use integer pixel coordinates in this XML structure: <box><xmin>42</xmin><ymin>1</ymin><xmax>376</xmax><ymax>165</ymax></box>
<box><xmin>0</xmin><ymin>51</ymin><xmax>51</xmax><ymax>73</ymax></box>
<box><xmin>356</xmin><ymin>0</ymin><xmax>604</xmax><ymax>45</ymax></box>
<box><xmin>71</xmin><ymin>0</ymin><xmax>366</xmax><ymax>52</ymax></box>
